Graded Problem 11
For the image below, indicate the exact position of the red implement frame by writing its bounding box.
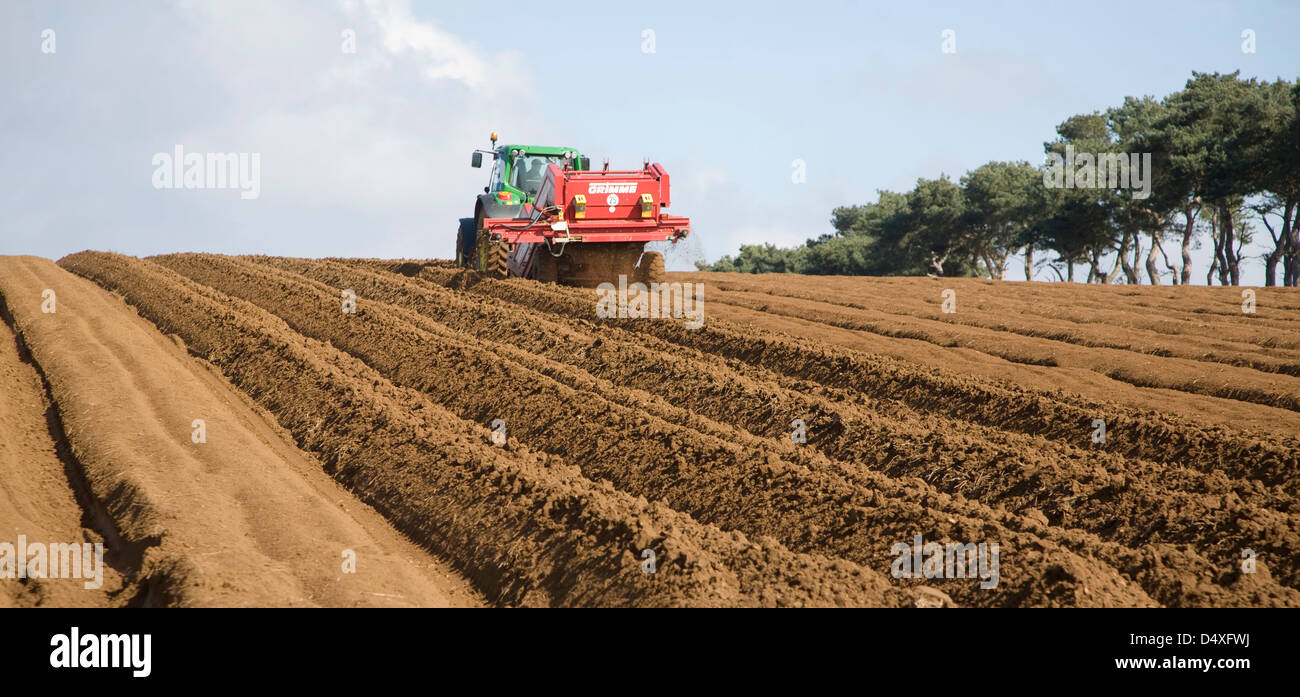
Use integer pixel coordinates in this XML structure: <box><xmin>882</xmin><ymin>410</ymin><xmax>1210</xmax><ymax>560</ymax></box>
<box><xmin>481</xmin><ymin>163</ymin><xmax>691</xmax><ymax>246</ymax></box>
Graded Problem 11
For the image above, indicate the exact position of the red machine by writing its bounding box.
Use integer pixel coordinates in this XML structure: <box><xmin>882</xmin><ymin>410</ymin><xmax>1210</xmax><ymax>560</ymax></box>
<box><xmin>480</xmin><ymin>163</ymin><xmax>690</xmax><ymax>285</ymax></box>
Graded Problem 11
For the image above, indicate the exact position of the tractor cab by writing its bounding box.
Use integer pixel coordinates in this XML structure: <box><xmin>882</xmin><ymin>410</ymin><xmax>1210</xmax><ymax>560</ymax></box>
<box><xmin>471</xmin><ymin>133</ymin><xmax>588</xmax><ymax>204</ymax></box>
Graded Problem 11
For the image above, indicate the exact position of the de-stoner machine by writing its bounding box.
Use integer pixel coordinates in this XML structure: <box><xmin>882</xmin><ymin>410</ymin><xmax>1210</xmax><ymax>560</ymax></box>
<box><xmin>457</xmin><ymin>133</ymin><xmax>690</xmax><ymax>286</ymax></box>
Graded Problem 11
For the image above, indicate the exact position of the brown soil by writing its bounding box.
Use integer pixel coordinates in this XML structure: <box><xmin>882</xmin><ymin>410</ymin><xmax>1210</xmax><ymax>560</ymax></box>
<box><xmin>54</xmin><ymin>252</ymin><xmax>913</xmax><ymax>607</ymax></box>
<box><xmin>0</xmin><ymin>314</ymin><xmax>125</xmax><ymax>607</ymax></box>
<box><xmin>0</xmin><ymin>256</ymin><xmax>481</xmax><ymax>607</ymax></box>
<box><xmin>7</xmin><ymin>252</ymin><xmax>1293</xmax><ymax>606</ymax></box>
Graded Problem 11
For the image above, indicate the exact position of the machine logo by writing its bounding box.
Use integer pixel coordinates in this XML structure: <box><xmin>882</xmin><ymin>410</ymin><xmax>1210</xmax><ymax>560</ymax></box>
<box><xmin>588</xmin><ymin>183</ymin><xmax>638</xmax><ymax>194</ymax></box>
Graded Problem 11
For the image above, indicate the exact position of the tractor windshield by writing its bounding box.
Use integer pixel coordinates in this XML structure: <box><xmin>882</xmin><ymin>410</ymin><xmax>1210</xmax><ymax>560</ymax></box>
<box><xmin>510</xmin><ymin>155</ymin><xmax>565</xmax><ymax>198</ymax></box>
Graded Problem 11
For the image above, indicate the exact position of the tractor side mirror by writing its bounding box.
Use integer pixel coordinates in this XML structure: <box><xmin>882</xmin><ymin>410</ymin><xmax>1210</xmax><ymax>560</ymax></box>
<box><xmin>471</xmin><ymin>152</ymin><xmax>483</xmax><ymax>168</ymax></box>
<box><xmin>577</xmin><ymin>157</ymin><xmax>590</xmax><ymax>171</ymax></box>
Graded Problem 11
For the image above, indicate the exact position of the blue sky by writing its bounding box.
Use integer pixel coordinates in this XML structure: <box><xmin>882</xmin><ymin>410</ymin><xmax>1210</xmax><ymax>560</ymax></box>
<box><xmin>3</xmin><ymin>0</ymin><xmax>1297</xmax><ymax>282</ymax></box>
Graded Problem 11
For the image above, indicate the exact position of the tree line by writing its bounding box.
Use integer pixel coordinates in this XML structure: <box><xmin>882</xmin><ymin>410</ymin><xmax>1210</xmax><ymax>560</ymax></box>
<box><xmin>706</xmin><ymin>72</ymin><xmax>1300</xmax><ymax>286</ymax></box>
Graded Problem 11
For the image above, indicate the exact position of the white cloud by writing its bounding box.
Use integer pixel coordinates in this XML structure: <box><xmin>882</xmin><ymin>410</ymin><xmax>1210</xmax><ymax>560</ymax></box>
<box><xmin>361</xmin><ymin>0</ymin><xmax>491</xmax><ymax>87</ymax></box>
<box><xmin>1</xmin><ymin>0</ymin><xmax>547</xmax><ymax>259</ymax></box>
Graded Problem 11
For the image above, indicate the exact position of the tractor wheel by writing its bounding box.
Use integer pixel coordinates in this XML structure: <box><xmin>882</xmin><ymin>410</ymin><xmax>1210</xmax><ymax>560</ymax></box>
<box><xmin>490</xmin><ymin>240</ymin><xmax>511</xmax><ymax>278</ymax></box>
<box><xmin>456</xmin><ymin>229</ymin><xmax>471</xmax><ymax>268</ymax></box>
<box><xmin>636</xmin><ymin>251</ymin><xmax>666</xmax><ymax>285</ymax></box>
<box><xmin>476</xmin><ymin>237</ymin><xmax>510</xmax><ymax>278</ymax></box>
<box><xmin>456</xmin><ymin>218</ymin><xmax>477</xmax><ymax>268</ymax></box>
<box><xmin>472</xmin><ymin>211</ymin><xmax>508</xmax><ymax>278</ymax></box>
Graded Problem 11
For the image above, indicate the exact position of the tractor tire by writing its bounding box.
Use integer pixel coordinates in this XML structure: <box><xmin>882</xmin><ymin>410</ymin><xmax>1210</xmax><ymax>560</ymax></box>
<box><xmin>490</xmin><ymin>240</ymin><xmax>511</xmax><ymax>278</ymax></box>
<box><xmin>477</xmin><ymin>237</ymin><xmax>510</xmax><ymax>278</ymax></box>
<box><xmin>471</xmin><ymin>211</ymin><xmax>508</xmax><ymax>278</ymax></box>
<box><xmin>455</xmin><ymin>218</ymin><xmax>476</xmax><ymax>268</ymax></box>
<box><xmin>636</xmin><ymin>251</ymin><xmax>666</xmax><ymax>285</ymax></box>
<box><xmin>456</xmin><ymin>229</ymin><xmax>471</xmax><ymax>268</ymax></box>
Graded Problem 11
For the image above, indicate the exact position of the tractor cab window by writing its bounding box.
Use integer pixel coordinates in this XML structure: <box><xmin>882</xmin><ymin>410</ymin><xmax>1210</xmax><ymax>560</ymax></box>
<box><xmin>489</xmin><ymin>155</ymin><xmax>505</xmax><ymax>191</ymax></box>
<box><xmin>510</xmin><ymin>155</ymin><xmax>564</xmax><ymax>198</ymax></box>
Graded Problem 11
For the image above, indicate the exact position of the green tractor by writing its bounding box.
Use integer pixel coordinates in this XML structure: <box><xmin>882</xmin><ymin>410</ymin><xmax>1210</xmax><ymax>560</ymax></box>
<box><xmin>456</xmin><ymin>133</ymin><xmax>588</xmax><ymax>277</ymax></box>
<box><xmin>458</xmin><ymin>132</ymin><xmax>688</xmax><ymax>285</ymax></box>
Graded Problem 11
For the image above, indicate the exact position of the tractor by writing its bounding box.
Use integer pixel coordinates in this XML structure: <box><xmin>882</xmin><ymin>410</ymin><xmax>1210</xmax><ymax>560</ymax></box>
<box><xmin>456</xmin><ymin>133</ymin><xmax>690</xmax><ymax>286</ymax></box>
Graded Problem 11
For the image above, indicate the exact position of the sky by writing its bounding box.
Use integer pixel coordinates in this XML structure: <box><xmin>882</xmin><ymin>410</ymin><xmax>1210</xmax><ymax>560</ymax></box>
<box><xmin>2</xmin><ymin>0</ymin><xmax>1297</xmax><ymax>283</ymax></box>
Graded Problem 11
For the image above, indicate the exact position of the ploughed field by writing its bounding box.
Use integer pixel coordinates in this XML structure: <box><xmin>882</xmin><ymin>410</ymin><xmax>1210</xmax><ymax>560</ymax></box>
<box><xmin>2</xmin><ymin>251</ymin><xmax>1297</xmax><ymax>607</ymax></box>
